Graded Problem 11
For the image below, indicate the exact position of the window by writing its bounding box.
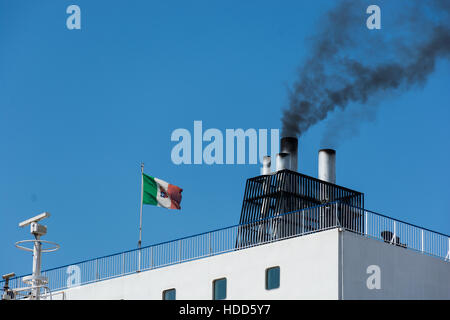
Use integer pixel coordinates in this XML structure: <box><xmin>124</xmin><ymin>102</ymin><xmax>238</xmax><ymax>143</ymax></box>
<box><xmin>212</xmin><ymin>278</ymin><xmax>227</xmax><ymax>300</ymax></box>
<box><xmin>162</xmin><ymin>288</ymin><xmax>176</xmax><ymax>300</ymax></box>
<box><xmin>265</xmin><ymin>266</ymin><xmax>280</xmax><ymax>290</ymax></box>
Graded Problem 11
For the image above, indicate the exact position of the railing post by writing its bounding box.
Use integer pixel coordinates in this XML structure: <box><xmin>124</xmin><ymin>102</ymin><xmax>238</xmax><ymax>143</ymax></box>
<box><xmin>365</xmin><ymin>211</ymin><xmax>367</xmax><ymax>236</ymax></box>
<box><xmin>391</xmin><ymin>221</ymin><xmax>396</xmax><ymax>244</ymax></box>
<box><xmin>138</xmin><ymin>248</ymin><xmax>141</xmax><ymax>272</ymax></box>
<box><xmin>302</xmin><ymin>212</ymin><xmax>304</xmax><ymax>234</ymax></box>
<box><xmin>319</xmin><ymin>206</ymin><xmax>322</xmax><ymax>230</ymax></box>
<box><xmin>122</xmin><ymin>252</ymin><xmax>125</xmax><ymax>274</ymax></box>
<box><xmin>446</xmin><ymin>237</ymin><xmax>450</xmax><ymax>261</ymax></box>
<box><xmin>150</xmin><ymin>246</ymin><xmax>153</xmax><ymax>269</ymax></box>
<box><xmin>335</xmin><ymin>202</ymin><xmax>338</xmax><ymax>227</ymax></box>
<box><xmin>335</xmin><ymin>202</ymin><xmax>339</xmax><ymax>227</ymax></box>
<box><xmin>95</xmin><ymin>258</ymin><xmax>98</xmax><ymax>280</ymax></box>
<box><xmin>421</xmin><ymin>230</ymin><xmax>424</xmax><ymax>253</ymax></box>
<box><xmin>208</xmin><ymin>232</ymin><xmax>212</xmax><ymax>256</ymax></box>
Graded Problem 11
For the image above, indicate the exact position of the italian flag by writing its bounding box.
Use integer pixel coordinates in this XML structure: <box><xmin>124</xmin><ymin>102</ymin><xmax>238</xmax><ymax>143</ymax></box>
<box><xmin>142</xmin><ymin>173</ymin><xmax>183</xmax><ymax>209</ymax></box>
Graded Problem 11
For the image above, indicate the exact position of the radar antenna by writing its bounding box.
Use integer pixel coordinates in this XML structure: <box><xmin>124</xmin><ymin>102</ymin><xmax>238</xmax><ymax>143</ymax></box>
<box><xmin>2</xmin><ymin>273</ymin><xmax>16</xmax><ymax>300</ymax></box>
<box><xmin>8</xmin><ymin>212</ymin><xmax>60</xmax><ymax>300</ymax></box>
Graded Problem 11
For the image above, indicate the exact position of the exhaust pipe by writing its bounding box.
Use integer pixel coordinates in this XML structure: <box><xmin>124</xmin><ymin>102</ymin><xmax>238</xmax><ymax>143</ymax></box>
<box><xmin>261</xmin><ymin>156</ymin><xmax>271</xmax><ymax>175</ymax></box>
<box><xmin>280</xmin><ymin>137</ymin><xmax>298</xmax><ymax>171</ymax></box>
<box><xmin>318</xmin><ymin>149</ymin><xmax>336</xmax><ymax>184</ymax></box>
<box><xmin>276</xmin><ymin>152</ymin><xmax>290</xmax><ymax>172</ymax></box>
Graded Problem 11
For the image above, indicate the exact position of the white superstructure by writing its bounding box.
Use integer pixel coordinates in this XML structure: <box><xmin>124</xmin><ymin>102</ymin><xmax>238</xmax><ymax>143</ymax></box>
<box><xmin>2</xmin><ymin>137</ymin><xmax>450</xmax><ymax>300</ymax></box>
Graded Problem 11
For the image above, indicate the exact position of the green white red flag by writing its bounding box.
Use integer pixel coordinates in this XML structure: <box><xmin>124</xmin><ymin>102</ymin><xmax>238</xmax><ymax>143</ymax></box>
<box><xmin>142</xmin><ymin>173</ymin><xmax>182</xmax><ymax>209</ymax></box>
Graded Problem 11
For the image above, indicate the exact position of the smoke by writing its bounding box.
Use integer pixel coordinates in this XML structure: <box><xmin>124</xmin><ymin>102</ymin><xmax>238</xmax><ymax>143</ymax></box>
<box><xmin>281</xmin><ymin>0</ymin><xmax>450</xmax><ymax>144</ymax></box>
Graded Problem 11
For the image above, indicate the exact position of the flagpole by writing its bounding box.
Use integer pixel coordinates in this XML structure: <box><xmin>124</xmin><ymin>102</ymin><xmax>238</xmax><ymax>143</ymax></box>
<box><xmin>138</xmin><ymin>162</ymin><xmax>144</xmax><ymax>272</ymax></box>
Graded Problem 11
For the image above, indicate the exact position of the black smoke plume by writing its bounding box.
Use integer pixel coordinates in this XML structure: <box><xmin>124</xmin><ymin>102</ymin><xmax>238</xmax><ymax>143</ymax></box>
<box><xmin>281</xmin><ymin>0</ymin><xmax>450</xmax><ymax>143</ymax></box>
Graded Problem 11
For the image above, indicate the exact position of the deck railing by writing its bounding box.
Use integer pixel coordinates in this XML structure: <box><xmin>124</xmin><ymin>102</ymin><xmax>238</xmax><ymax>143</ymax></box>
<box><xmin>2</xmin><ymin>202</ymin><xmax>449</xmax><ymax>295</ymax></box>
<box><xmin>350</xmin><ymin>205</ymin><xmax>450</xmax><ymax>260</ymax></box>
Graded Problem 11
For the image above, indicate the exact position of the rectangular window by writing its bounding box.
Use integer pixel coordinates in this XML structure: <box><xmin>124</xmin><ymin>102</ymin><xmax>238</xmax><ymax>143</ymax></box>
<box><xmin>162</xmin><ymin>288</ymin><xmax>176</xmax><ymax>300</ymax></box>
<box><xmin>213</xmin><ymin>278</ymin><xmax>227</xmax><ymax>300</ymax></box>
<box><xmin>266</xmin><ymin>266</ymin><xmax>280</xmax><ymax>290</ymax></box>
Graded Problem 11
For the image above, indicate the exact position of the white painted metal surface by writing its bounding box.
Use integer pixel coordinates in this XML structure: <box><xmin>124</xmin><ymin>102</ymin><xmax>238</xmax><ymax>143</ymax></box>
<box><xmin>261</xmin><ymin>156</ymin><xmax>271</xmax><ymax>175</ymax></box>
<box><xmin>53</xmin><ymin>228</ymin><xmax>450</xmax><ymax>300</ymax></box>
<box><xmin>341</xmin><ymin>231</ymin><xmax>450</xmax><ymax>299</ymax></box>
<box><xmin>59</xmin><ymin>229</ymin><xmax>341</xmax><ymax>300</ymax></box>
<box><xmin>275</xmin><ymin>153</ymin><xmax>290</xmax><ymax>172</ymax></box>
<box><xmin>14</xmin><ymin>213</ymin><xmax>59</xmax><ymax>300</ymax></box>
<box><xmin>318</xmin><ymin>149</ymin><xmax>336</xmax><ymax>184</ymax></box>
<box><xmin>4</xmin><ymin>204</ymin><xmax>450</xmax><ymax>300</ymax></box>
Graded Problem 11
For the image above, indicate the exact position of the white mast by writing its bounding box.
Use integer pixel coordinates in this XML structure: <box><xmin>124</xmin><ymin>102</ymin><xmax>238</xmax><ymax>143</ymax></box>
<box><xmin>138</xmin><ymin>162</ymin><xmax>144</xmax><ymax>271</ymax></box>
<box><xmin>15</xmin><ymin>212</ymin><xmax>60</xmax><ymax>300</ymax></box>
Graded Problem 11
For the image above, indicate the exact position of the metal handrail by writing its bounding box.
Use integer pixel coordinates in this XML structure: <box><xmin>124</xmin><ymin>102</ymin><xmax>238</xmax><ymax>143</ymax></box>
<box><xmin>350</xmin><ymin>205</ymin><xmax>450</xmax><ymax>238</ymax></box>
<box><xmin>2</xmin><ymin>202</ymin><xmax>449</xmax><ymax>294</ymax></box>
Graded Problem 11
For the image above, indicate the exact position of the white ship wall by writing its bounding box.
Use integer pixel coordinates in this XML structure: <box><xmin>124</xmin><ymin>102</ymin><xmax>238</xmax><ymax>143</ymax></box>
<box><xmin>341</xmin><ymin>231</ymin><xmax>450</xmax><ymax>299</ymax></box>
<box><xmin>51</xmin><ymin>228</ymin><xmax>450</xmax><ymax>300</ymax></box>
<box><xmin>58</xmin><ymin>229</ymin><xmax>340</xmax><ymax>300</ymax></box>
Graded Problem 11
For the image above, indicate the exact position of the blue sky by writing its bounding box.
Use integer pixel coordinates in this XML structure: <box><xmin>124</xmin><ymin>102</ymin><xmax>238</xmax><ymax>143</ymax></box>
<box><xmin>1</xmin><ymin>0</ymin><xmax>449</xmax><ymax>277</ymax></box>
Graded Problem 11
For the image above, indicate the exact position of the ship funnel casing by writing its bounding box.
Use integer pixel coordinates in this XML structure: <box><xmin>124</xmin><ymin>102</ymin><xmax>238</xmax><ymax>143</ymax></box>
<box><xmin>280</xmin><ymin>137</ymin><xmax>298</xmax><ymax>171</ymax></box>
<box><xmin>318</xmin><ymin>149</ymin><xmax>336</xmax><ymax>184</ymax></box>
<box><xmin>276</xmin><ymin>153</ymin><xmax>290</xmax><ymax>172</ymax></box>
